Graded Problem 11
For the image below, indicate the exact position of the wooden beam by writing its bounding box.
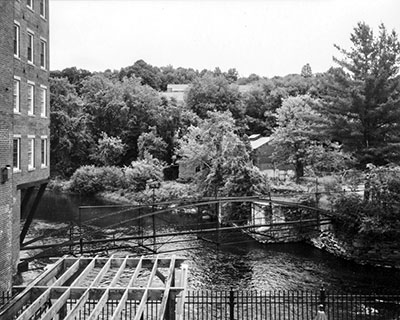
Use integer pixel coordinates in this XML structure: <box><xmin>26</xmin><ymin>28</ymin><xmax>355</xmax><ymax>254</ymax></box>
<box><xmin>110</xmin><ymin>256</ymin><xmax>128</xmax><ymax>287</ymax></box>
<box><xmin>53</xmin><ymin>259</ymin><xmax>80</xmax><ymax>286</ymax></box>
<box><xmin>87</xmin><ymin>289</ymin><xmax>110</xmax><ymax>320</ymax></box>
<box><xmin>175</xmin><ymin>263</ymin><xmax>189</xmax><ymax>320</ymax></box>
<box><xmin>110</xmin><ymin>290</ymin><xmax>129</xmax><ymax>320</ymax></box>
<box><xmin>63</xmin><ymin>289</ymin><xmax>90</xmax><ymax>320</ymax></box>
<box><xmin>0</xmin><ymin>258</ymin><xmax>65</xmax><ymax>319</ymax></box>
<box><xmin>15</xmin><ymin>288</ymin><xmax>51</xmax><ymax>320</ymax></box>
<box><xmin>20</xmin><ymin>182</ymin><xmax>48</xmax><ymax>245</ymax></box>
<box><xmin>70</xmin><ymin>257</ymin><xmax>97</xmax><ymax>287</ymax></box>
<box><xmin>158</xmin><ymin>257</ymin><xmax>176</xmax><ymax>320</ymax></box>
<box><xmin>40</xmin><ymin>288</ymin><xmax>71</xmax><ymax>320</ymax></box>
<box><xmin>17</xmin><ymin>178</ymin><xmax>50</xmax><ymax>190</ymax></box>
<box><xmin>128</xmin><ymin>256</ymin><xmax>143</xmax><ymax>287</ymax></box>
<box><xmin>90</xmin><ymin>258</ymin><xmax>111</xmax><ymax>287</ymax></box>
<box><xmin>133</xmin><ymin>257</ymin><xmax>159</xmax><ymax>320</ymax></box>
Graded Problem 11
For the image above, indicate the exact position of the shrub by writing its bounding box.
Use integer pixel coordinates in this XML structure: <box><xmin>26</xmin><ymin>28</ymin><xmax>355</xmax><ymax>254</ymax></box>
<box><xmin>124</xmin><ymin>158</ymin><xmax>164</xmax><ymax>192</ymax></box>
<box><xmin>70</xmin><ymin>165</ymin><xmax>124</xmax><ymax>194</ymax></box>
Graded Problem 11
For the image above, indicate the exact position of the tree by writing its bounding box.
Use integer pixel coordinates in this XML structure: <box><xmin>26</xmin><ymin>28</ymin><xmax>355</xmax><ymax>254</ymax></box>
<box><xmin>137</xmin><ymin>128</ymin><xmax>168</xmax><ymax>161</ymax></box>
<box><xmin>50</xmin><ymin>77</ymin><xmax>94</xmax><ymax>177</ymax></box>
<box><xmin>90</xmin><ymin>132</ymin><xmax>126</xmax><ymax>166</ymax></box>
<box><xmin>301</xmin><ymin>63</ymin><xmax>312</xmax><ymax>78</ymax></box>
<box><xmin>271</xmin><ymin>95</ymin><xmax>350</xmax><ymax>181</ymax></box>
<box><xmin>185</xmin><ymin>74</ymin><xmax>244</xmax><ymax>120</ymax></box>
<box><xmin>324</xmin><ymin>22</ymin><xmax>400</xmax><ymax>166</ymax></box>
<box><xmin>176</xmin><ymin>111</ymin><xmax>267</xmax><ymax>197</ymax></box>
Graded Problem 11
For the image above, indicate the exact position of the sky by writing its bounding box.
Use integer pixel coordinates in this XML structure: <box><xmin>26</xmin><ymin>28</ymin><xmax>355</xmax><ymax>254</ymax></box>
<box><xmin>50</xmin><ymin>0</ymin><xmax>400</xmax><ymax>78</ymax></box>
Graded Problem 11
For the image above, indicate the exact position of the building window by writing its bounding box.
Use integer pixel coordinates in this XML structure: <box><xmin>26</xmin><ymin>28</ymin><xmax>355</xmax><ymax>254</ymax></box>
<box><xmin>14</xmin><ymin>23</ymin><xmax>20</xmax><ymax>57</ymax></box>
<box><xmin>40</xmin><ymin>86</ymin><xmax>47</xmax><ymax>117</ymax></box>
<box><xmin>27</xmin><ymin>31</ymin><xmax>34</xmax><ymax>64</ymax></box>
<box><xmin>13</xmin><ymin>137</ymin><xmax>21</xmax><ymax>172</ymax></box>
<box><xmin>41</xmin><ymin>137</ymin><xmax>48</xmax><ymax>167</ymax></box>
<box><xmin>28</xmin><ymin>136</ymin><xmax>35</xmax><ymax>170</ymax></box>
<box><xmin>14</xmin><ymin>77</ymin><xmax>20</xmax><ymax>113</ymax></box>
<box><xmin>27</xmin><ymin>0</ymin><xmax>33</xmax><ymax>10</ymax></box>
<box><xmin>27</xmin><ymin>82</ymin><xmax>35</xmax><ymax>115</ymax></box>
<box><xmin>40</xmin><ymin>0</ymin><xmax>46</xmax><ymax>18</ymax></box>
<box><xmin>40</xmin><ymin>39</ymin><xmax>47</xmax><ymax>69</ymax></box>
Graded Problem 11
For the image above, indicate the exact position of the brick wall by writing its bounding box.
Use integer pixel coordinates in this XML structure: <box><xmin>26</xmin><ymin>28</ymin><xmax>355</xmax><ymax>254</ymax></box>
<box><xmin>0</xmin><ymin>0</ymin><xmax>15</xmax><ymax>291</ymax></box>
<box><xmin>0</xmin><ymin>0</ymin><xmax>50</xmax><ymax>289</ymax></box>
<box><xmin>12</xmin><ymin>0</ymin><xmax>50</xmax><ymax>272</ymax></box>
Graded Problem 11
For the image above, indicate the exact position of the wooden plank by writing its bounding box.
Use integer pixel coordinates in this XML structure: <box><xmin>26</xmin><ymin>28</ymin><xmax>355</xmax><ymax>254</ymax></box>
<box><xmin>87</xmin><ymin>289</ymin><xmax>110</xmax><ymax>320</ymax></box>
<box><xmin>158</xmin><ymin>257</ymin><xmax>176</xmax><ymax>320</ymax></box>
<box><xmin>64</xmin><ymin>289</ymin><xmax>90</xmax><ymax>320</ymax></box>
<box><xmin>36</xmin><ymin>258</ymin><xmax>66</xmax><ymax>286</ymax></box>
<box><xmin>15</xmin><ymin>288</ymin><xmax>51</xmax><ymax>320</ymax></box>
<box><xmin>0</xmin><ymin>290</ymin><xmax>31</xmax><ymax>320</ymax></box>
<box><xmin>90</xmin><ymin>258</ymin><xmax>112</xmax><ymax>287</ymax></box>
<box><xmin>133</xmin><ymin>257</ymin><xmax>159</xmax><ymax>320</ymax></box>
<box><xmin>110</xmin><ymin>290</ymin><xmax>129</xmax><ymax>320</ymax></box>
<box><xmin>0</xmin><ymin>258</ymin><xmax>66</xmax><ymax>320</ymax></box>
<box><xmin>40</xmin><ymin>288</ymin><xmax>71</xmax><ymax>320</ymax></box>
<box><xmin>175</xmin><ymin>263</ymin><xmax>189</xmax><ymax>320</ymax></box>
<box><xmin>110</xmin><ymin>256</ymin><xmax>128</xmax><ymax>287</ymax></box>
<box><xmin>70</xmin><ymin>257</ymin><xmax>97</xmax><ymax>287</ymax></box>
<box><xmin>53</xmin><ymin>259</ymin><xmax>80</xmax><ymax>286</ymax></box>
<box><xmin>128</xmin><ymin>256</ymin><xmax>143</xmax><ymax>287</ymax></box>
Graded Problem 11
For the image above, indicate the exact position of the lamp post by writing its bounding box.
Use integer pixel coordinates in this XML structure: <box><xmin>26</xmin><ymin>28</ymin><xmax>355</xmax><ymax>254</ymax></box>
<box><xmin>148</xmin><ymin>179</ymin><xmax>161</xmax><ymax>252</ymax></box>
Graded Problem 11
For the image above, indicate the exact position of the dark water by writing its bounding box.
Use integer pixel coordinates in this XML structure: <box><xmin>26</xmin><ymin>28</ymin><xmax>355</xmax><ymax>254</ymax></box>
<box><xmin>32</xmin><ymin>191</ymin><xmax>400</xmax><ymax>292</ymax></box>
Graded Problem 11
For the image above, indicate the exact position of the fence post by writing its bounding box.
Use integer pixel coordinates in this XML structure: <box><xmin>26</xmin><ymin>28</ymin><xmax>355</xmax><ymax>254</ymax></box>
<box><xmin>229</xmin><ymin>288</ymin><xmax>235</xmax><ymax>320</ymax></box>
<box><xmin>319</xmin><ymin>285</ymin><xmax>326</xmax><ymax>310</ymax></box>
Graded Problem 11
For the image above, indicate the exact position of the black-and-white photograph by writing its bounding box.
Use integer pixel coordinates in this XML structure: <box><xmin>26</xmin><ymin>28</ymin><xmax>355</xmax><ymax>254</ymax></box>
<box><xmin>1</xmin><ymin>0</ymin><xmax>400</xmax><ymax>318</ymax></box>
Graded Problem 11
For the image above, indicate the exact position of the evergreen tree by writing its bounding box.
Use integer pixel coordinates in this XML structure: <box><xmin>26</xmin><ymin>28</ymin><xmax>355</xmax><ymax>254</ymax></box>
<box><xmin>324</xmin><ymin>22</ymin><xmax>400</xmax><ymax>166</ymax></box>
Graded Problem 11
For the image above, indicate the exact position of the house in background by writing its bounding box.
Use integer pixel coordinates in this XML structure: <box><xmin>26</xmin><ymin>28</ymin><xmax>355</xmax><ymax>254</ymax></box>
<box><xmin>161</xmin><ymin>84</ymin><xmax>190</xmax><ymax>103</ymax></box>
<box><xmin>249</xmin><ymin>134</ymin><xmax>294</xmax><ymax>180</ymax></box>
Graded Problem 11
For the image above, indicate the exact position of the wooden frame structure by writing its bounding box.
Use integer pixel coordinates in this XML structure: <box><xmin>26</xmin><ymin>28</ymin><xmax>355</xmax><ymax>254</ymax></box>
<box><xmin>0</xmin><ymin>256</ymin><xmax>188</xmax><ymax>320</ymax></box>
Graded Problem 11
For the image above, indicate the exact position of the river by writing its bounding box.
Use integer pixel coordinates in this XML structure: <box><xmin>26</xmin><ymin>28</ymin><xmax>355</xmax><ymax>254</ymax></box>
<box><xmin>26</xmin><ymin>191</ymin><xmax>400</xmax><ymax>292</ymax></box>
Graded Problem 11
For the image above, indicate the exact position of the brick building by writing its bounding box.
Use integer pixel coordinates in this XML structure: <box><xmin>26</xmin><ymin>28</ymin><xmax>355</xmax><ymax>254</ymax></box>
<box><xmin>0</xmin><ymin>0</ymin><xmax>50</xmax><ymax>290</ymax></box>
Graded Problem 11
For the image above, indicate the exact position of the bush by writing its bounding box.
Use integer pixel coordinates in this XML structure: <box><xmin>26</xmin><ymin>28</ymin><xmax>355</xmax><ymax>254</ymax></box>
<box><xmin>332</xmin><ymin>166</ymin><xmax>400</xmax><ymax>239</ymax></box>
<box><xmin>70</xmin><ymin>166</ymin><xmax>124</xmax><ymax>194</ymax></box>
<box><xmin>123</xmin><ymin>158</ymin><xmax>164</xmax><ymax>192</ymax></box>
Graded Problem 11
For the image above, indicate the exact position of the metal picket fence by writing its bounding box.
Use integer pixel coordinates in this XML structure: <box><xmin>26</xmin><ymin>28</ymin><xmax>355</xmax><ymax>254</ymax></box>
<box><xmin>2</xmin><ymin>289</ymin><xmax>400</xmax><ymax>319</ymax></box>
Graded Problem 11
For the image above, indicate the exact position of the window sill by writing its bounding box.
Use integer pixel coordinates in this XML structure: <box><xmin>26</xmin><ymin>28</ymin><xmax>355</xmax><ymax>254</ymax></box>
<box><xmin>40</xmin><ymin>66</ymin><xmax>47</xmax><ymax>71</ymax></box>
<box><xmin>28</xmin><ymin>113</ymin><xmax>35</xmax><ymax>117</ymax></box>
<box><xmin>41</xmin><ymin>165</ymin><xmax>48</xmax><ymax>169</ymax></box>
<box><xmin>28</xmin><ymin>167</ymin><xmax>36</xmax><ymax>172</ymax></box>
<box><xmin>14</xmin><ymin>55</ymin><xmax>20</xmax><ymax>60</ymax></box>
<box><xmin>40</xmin><ymin>15</ymin><xmax>46</xmax><ymax>21</ymax></box>
<box><xmin>14</xmin><ymin>111</ymin><xmax>21</xmax><ymax>115</ymax></box>
<box><xmin>13</xmin><ymin>169</ymin><xmax>21</xmax><ymax>173</ymax></box>
<box><xmin>28</xmin><ymin>61</ymin><xmax>35</xmax><ymax>66</ymax></box>
<box><xmin>27</xmin><ymin>6</ymin><xmax>34</xmax><ymax>13</ymax></box>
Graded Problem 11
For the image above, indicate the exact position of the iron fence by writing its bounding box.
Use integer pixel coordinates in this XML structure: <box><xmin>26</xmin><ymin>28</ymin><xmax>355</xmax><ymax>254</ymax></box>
<box><xmin>2</xmin><ymin>289</ymin><xmax>400</xmax><ymax>319</ymax></box>
<box><xmin>182</xmin><ymin>289</ymin><xmax>400</xmax><ymax>320</ymax></box>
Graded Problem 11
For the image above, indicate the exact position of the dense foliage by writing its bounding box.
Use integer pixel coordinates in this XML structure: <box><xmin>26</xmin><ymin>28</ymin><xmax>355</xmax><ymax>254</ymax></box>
<box><xmin>51</xmin><ymin>22</ymin><xmax>400</xmax><ymax>232</ymax></box>
<box><xmin>331</xmin><ymin>166</ymin><xmax>400</xmax><ymax>239</ymax></box>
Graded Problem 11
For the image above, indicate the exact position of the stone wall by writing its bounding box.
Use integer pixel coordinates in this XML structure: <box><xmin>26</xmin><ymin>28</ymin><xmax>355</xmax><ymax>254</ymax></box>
<box><xmin>311</xmin><ymin>230</ymin><xmax>400</xmax><ymax>268</ymax></box>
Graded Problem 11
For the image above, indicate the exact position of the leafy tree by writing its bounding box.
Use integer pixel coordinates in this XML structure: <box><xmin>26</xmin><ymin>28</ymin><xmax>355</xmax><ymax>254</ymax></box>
<box><xmin>176</xmin><ymin>111</ymin><xmax>266</xmax><ymax>197</ymax></box>
<box><xmin>301</xmin><ymin>63</ymin><xmax>312</xmax><ymax>78</ymax></box>
<box><xmin>185</xmin><ymin>74</ymin><xmax>244</xmax><ymax>120</ymax></box>
<box><xmin>271</xmin><ymin>95</ymin><xmax>350</xmax><ymax>181</ymax></box>
<box><xmin>119</xmin><ymin>59</ymin><xmax>162</xmax><ymax>90</ymax></box>
<box><xmin>137</xmin><ymin>128</ymin><xmax>168</xmax><ymax>161</ymax></box>
<box><xmin>90</xmin><ymin>132</ymin><xmax>126</xmax><ymax>166</ymax></box>
<box><xmin>50</xmin><ymin>77</ymin><xmax>94</xmax><ymax>177</ymax></box>
<box><xmin>323</xmin><ymin>22</ymin><xmax>400</xmax><ymax>166</ymax></box>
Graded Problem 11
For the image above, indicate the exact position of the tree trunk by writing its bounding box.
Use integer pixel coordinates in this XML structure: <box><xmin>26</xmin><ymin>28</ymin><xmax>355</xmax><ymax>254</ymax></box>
<box><xmin>295</xmin><ymin>160</ymin><xmax>304</xmax><ymax>183</ymax></box>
